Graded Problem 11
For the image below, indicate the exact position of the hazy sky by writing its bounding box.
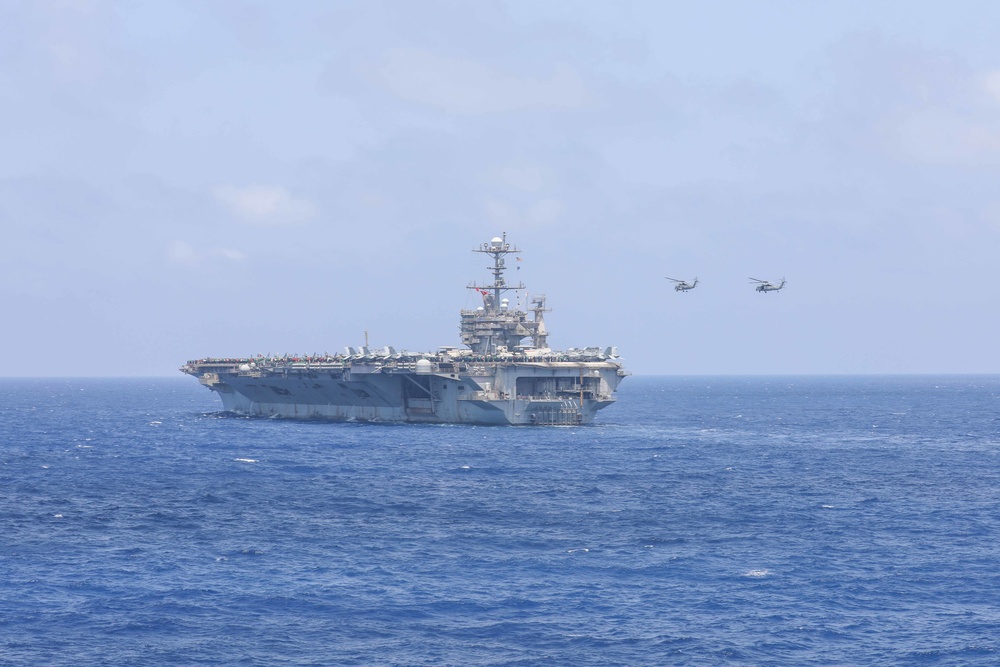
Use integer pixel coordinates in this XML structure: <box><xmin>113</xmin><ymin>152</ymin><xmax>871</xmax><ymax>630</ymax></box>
<box><xmin>3</xmin><ymin>0</ymin><xmax>1000</xmax><ymax>376</ymax></box>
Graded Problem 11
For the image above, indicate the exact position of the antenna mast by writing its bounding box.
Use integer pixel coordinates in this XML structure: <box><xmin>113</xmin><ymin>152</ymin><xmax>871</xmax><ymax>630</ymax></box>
<box><xmin>467</xmin><ymin>232</ymin><xmax>525</xmax><ymax>310</ymax></box>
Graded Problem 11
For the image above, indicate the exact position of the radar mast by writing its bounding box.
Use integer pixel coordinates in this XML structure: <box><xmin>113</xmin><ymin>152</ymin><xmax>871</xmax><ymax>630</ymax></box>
<box><xmin>461</xmin><ymin>233</ymin><xmax>544</xmax><ymax>354</ymax></box>
<box><xmin>468</xmin><ymin>233</ymin><xmax>525</xmax><ymax>310</ymax></box>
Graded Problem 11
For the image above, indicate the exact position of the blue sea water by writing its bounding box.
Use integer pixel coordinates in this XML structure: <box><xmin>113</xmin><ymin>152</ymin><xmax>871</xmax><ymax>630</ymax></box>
<box><xmin>2</xmin><ymin>376</ymin><xmax>1000</xmax><ymax>666</ymax></box>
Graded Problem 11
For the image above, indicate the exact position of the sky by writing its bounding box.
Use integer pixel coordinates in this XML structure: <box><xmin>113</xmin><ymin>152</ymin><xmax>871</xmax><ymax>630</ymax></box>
<box><xmin>3</xmin><ymin>0</ymin><xmax>1000</xmax><ymax>376</ymax></box>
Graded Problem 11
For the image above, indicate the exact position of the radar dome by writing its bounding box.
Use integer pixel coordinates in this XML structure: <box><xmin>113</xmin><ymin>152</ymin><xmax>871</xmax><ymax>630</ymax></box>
<box><xmin>415</xmin><ymin>359</ymin><xmax>433</xmax><ymax>374</ymax></box>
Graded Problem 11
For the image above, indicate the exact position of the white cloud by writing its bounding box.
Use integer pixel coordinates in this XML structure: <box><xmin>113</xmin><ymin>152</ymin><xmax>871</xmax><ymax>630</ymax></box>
<box><xmin>500</xmin><ymin>166</ymin><xmax>544</xmax><ymax>192</ymax></box>
<box><xmin>216</xmin><ymin>248</ymin><xmax>246</xmax><ymax>261</ymax></box>
<box><xmin>486</xmin><ymin>199</ymin><xmax>514</xmax><ymax>225</ymax></box>
<box><xmin>870</xmin><ymin>66</ymin><xmax>1000</xmax><ymax>166</ymax></box>
<box><xmin>894</xmin><ymin>111</ymin><xmax>1000</xmax><ymax>166</ymax></box>
<box><xmin>485</xmin><ymin>197</ymin><xmax>564</xmax><ymax>228</ymax></box>
<box><xmin>166</xmin><ymin>241</ymin><xmax>246</xmax><ymax>264</ymax></box>
<box><xmin>527</xmin><ymin>198</ymin><xmax>563</xmax><ymax>225</ymax></box>
<box><xmin>212</xmin><ymin>184</ymin><xmax>317</xmax><ymax>225</ymax></box>
<box><xmin>981</xmin><ymin>202</ymin><xmax>1000</xmax><ymax>233</ymax></box>
<box><xmin>373</xmin><ymin>48</ymin><xmax>587</xmax><ymax>114</ymax></box>
<box><xmin>166</xmin><ymin>240</ymin><xmax>198</xmax><ymax>263</ymax></box>
<box><xmin>37</xmin><ymin>0</ymin><xmax>104</xmax><ymax>85</ymax></box>
<box><xmin>983</xmin><ymin>71</ymin><xmax>1000</xmax><ymax>105</ymax></box>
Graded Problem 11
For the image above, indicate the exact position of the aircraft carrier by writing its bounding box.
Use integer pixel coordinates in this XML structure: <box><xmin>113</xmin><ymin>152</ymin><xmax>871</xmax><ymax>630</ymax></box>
<box><xmin>181</xmin><ymin>234</ymin><xmax>627</xmax><ymax>425</ymax></box>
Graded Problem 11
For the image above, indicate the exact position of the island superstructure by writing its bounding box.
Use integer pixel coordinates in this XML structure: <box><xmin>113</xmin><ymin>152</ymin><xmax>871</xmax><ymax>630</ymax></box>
<box><xmin>181</xmin><ymin>234</ymin><xmax>627</xmax><ymax>425</ymax></box>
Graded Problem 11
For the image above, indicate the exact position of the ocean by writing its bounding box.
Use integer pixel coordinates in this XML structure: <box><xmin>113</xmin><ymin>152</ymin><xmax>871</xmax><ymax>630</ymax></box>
<box><xmin>2</xmin><ymin>375</ymin><xmax>999</xmax><ymax>666</ymax></box>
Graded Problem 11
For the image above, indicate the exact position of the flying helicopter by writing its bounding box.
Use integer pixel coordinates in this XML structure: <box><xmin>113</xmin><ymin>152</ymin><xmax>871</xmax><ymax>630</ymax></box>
<box><xmin>666</xmin><ymin>277</ymin><xmax>698</xmax><ymax>292</ymax></box>
<box><xmin>750</xmin><ymin>277</ymin><xmax>786</xmax><ymax>293</ymax></box>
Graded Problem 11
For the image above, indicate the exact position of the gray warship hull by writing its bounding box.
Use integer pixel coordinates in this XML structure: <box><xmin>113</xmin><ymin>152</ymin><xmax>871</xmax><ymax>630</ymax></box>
<box><xmin>182</xmin><ymin>233</ymin><xmax>626</xmax><ymax>425</ymax></box>
<box><xmin>186</xmin><ymin>356</ymin><xmax>624</xmax><ymax>425</ymax></box>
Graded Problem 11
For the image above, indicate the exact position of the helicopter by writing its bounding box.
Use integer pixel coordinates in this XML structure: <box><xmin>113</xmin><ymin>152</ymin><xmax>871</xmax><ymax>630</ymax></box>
<box><xmin>666</xmin><ymin>277</ymin><xmax>698</xmax><ymax>292</ymax></box>
<box><xmin>750</xmin><ymin>277</ymin><xmax>786</xmax><ymax>293</ymax></box>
